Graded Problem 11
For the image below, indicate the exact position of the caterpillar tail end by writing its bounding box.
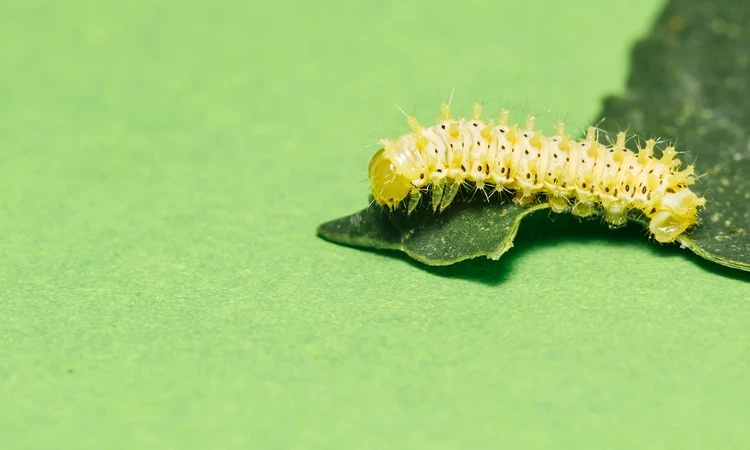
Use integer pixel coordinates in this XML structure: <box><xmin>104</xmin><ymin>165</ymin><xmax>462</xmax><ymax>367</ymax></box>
<box><xmin>649</xmin><ymin>190</ymin><xmax>706</xmax><ymax>243</ymax></box>
<box><xmin>649</xmin><ymin>211</ymin><xmax>692</xmax><ymax>243</ymax></box>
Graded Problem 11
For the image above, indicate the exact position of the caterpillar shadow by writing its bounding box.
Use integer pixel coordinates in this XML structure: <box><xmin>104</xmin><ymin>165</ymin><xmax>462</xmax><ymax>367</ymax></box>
<box><xmin>389</xmin><ymin>209</ymin><xmax>750</xmax><ymax>285</ymax></box>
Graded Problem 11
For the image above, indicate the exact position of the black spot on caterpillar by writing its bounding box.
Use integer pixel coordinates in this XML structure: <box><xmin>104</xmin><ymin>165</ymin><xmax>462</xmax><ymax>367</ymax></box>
<box><xmin>368</xmin><ymin>103</ymin><xmax>706</xmax><ymax>243</ymax></box>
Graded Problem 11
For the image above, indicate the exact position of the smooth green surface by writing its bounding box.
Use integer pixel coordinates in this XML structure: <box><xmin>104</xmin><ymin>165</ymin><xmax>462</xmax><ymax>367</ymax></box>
<box><xmin>1</xmin><ymin>1</ymin><xmax>748</xmax><ymax>449</ymax></box>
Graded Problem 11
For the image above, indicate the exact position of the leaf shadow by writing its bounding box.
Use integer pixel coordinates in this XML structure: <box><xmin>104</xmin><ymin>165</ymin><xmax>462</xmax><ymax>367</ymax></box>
<box><xmin>375</xmin><ymin>209</ymin><xmax>750</xmax><ymax>285</ymax></box>
<box><xmin>366</xmin><ymin>246</ymin><xmax>517</xmax><ymax>285</ymax></box>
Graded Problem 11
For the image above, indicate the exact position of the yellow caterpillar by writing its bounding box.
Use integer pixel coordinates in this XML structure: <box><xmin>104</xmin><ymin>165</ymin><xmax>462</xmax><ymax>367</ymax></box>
<box><xmin>368</xmin><ymin>103</ymin><xmax>706</xmax><ymax>243</ymax></box>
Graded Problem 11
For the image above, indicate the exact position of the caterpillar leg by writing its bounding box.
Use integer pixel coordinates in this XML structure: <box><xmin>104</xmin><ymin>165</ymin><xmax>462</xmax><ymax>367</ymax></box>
<box><xmin>604</xmin><ymin>203</ymin><xmax>628</xmax><ymax>228</ymax></box>
<box><xmin>431</xmin><ymin>181</ymin><xmax>444</xmax><ymax>211</ymax></box>
<box><xmin>513</xmin><ymin>190</ymin><xmax>536</xmax><ymax>206</ymax></box>
<box><xmin>439</xmin><ymin>180</ymin><xmax>461</xmax><ymax>211</ymax></box>
<box><xmin>572</xmin><ymin>200</ymin><xmax>596</xmax><ymax>218</ymax></box>
<box><xmin>547</xmin><ymin>195</ymin><xmax>570</xmax><ymax>213</ymax></box>
<box><xmin>407</xmin><ymin>189</ymin><xmax>421</xmax><ymax>215</ymax></box>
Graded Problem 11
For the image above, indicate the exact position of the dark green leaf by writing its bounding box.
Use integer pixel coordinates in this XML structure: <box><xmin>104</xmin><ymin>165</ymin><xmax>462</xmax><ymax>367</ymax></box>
<box><xmin>596</xmin><ymin>1</ymin><xmax>750</xmax><ymax>271</ymax></box>
<box><xmin>317</xmin><ymin>195</ymin><xmax>546</xmax><ymax>266</ymax></box>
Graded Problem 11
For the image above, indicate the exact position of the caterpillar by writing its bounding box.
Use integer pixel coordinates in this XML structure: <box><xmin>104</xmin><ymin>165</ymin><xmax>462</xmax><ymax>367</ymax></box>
<box><xmin>368</xmin><ymin>102</ymin><xmax>706</xmax><ymax>243</ymax></box>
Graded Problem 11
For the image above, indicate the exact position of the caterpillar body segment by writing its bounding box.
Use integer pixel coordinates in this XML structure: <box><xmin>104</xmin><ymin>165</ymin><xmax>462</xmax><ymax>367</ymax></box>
<box><xmin>368</xmin><ymin>103</ymin><xmax>706</xmax><ymax>243</ymax></box>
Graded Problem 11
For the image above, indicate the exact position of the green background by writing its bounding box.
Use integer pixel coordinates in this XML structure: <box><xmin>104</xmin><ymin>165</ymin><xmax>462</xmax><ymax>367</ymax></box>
<box><xmin>2</xmin><ymin>0</ymin><xmax>748</xmax><ymax>448</ymax></box>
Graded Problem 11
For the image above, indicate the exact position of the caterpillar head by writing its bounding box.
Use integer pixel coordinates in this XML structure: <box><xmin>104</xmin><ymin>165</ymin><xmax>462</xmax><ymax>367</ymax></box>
<box><xmin>368</xmin><ymin>148</ymin><xmax>412</xmax><ymax>209</ymax></box>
